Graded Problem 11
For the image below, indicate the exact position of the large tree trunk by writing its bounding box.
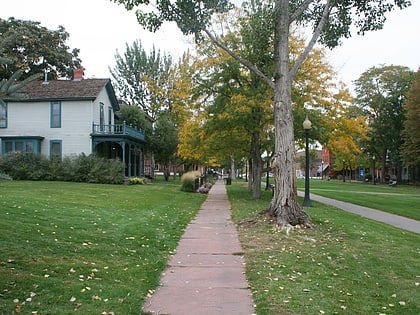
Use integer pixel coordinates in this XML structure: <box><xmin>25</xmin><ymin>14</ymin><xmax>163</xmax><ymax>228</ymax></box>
<box><xmin>381</xmin><ymin>148</ymin><xmax>387</xmax><ymax>184</ymax></box>
<box><xmin>251</xmin><ymin>131</ymin><xmax>263</xmax><ymax>199</ymax></box>
<box><xmin>266</xmin><ymin>0</ymin><xmax>312</xmax><ymax>229</ymax></box>
<box><xmin>230</xmin><ymin>155</ymin><xmax>236</xmax><ymax>180</ymax></box>
<box><xmin>247</xmin><ymin>158</ymin><xmax>252</xmax><ymax>192</ymax></box>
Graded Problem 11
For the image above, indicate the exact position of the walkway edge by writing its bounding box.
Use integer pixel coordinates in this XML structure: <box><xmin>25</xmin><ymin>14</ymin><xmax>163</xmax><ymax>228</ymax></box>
<box><xmin>298</xmin><ymin>191</ymin><xmax>420</xmax><ymax>234</ymax></box>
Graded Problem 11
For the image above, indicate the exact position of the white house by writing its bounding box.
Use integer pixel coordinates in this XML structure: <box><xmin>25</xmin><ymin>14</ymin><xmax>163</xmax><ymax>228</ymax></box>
<box><xmin>0</xmin><ymin>70</ymin><xmax>146</xmax><ymax>177</ymax></box>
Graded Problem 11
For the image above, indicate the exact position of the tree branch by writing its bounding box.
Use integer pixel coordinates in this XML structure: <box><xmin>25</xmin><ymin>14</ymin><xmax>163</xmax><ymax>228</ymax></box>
<box><xmin>289</xmin><ymin>0</ymin><xmax>332</xmax><ymax>81</ymax></box>
<box><xmin>203</xmin><ymin>29</ymin><xmax>275</xmax><ymax>90</ymax></box>
<box><xmin>289</xmin><ymin>0</ymin><xmax>314</xmax><ymax>24</ymax></box>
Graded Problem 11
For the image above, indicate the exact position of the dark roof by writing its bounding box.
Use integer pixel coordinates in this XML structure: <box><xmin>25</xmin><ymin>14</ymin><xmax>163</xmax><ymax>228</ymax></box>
<box><xmin>7</xmin><ymin>78</ymin><xmax>120</xmax><ymax>111</ymax></box>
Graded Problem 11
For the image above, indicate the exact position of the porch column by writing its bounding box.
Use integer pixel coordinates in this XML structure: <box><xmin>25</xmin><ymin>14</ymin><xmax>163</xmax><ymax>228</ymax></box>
<box><xmin>128</xmin><ymin>144</ymin><xmax>132</xmax><ymax>177</ymax></box>
<box><xmin>121</xmin><ymin>141</ymin><xmax>126</xmax><ymax>177</ymax></box>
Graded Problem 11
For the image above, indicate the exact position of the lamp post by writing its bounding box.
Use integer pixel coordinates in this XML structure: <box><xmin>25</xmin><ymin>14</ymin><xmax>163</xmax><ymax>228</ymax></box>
<box><xmin>265</xmin><ymin>157</ymin><xmax>270</xmax><ymax>191</ymax></box>
<box><xmin>321</xmin><ymin>159</ymin><xmax>324</xmax><ymax>180</ymax></box>
<box><xmin>302</xmin><ymin>116</ymin><xmax>312</xmax><ymax>207</ymax></box>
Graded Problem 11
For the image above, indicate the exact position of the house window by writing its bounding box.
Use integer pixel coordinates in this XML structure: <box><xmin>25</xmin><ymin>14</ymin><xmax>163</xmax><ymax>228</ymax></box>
<box><xmin>50</xmin><ymin>140</ymin><xmax>62</xmax><ymax>159</ymax></box>
<box><xmin>108</xmin><ymin>107</ymin><xmax>112</xmax><ymax>132</ymax></box>
<box><xmin>100</xmin><ymin>102</ymin><xmax>104</xmax><ymax>131</ymax></box>
<box><xmin>1</xmin><ymin>138</ymin><xmax>40</xmax><ymax>154</ymax></box>
<box><xmin>0</xmin><ymin>102</ymin><xmax>7</xmax><ymax>128</ymax></box>
<box><xmin>108</xmin><ymin>107</ymin><xmax>112</xmax><ymax>125</ymax></box>
<box><xmin>50</xmin><ymin>101</ymin><xmax>61</xmax><ymax>128</ymax></box>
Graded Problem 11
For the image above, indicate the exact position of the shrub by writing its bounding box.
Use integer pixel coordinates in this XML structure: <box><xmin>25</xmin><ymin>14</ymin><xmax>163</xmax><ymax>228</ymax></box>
<box><xmin>197</xmin><ymin>186</ymin><xmax>209</xmax><ymax>194</ymax></box>
<box><xmin>197</xmin><ymin>182</ymin><xmax>213</xmax><ymax>194</ymax></box>
<box><xmin>0</xmin><ymin>152</ymin><xmax>47</xmax><ymax>180</ymax></box>
<box><xmin>128</xmin><ymin>177</ymin><xmax>145</xmax><ymax>185</ymax></box>
<box><xmin>0</xmin><ymin>152</ymin><xmax>124</xmax><ymax>184</ymax></box>
<box><xmin>181</xmin><ymin>171</ymin><xmax>200</xmax><ymax>192</ymax></box>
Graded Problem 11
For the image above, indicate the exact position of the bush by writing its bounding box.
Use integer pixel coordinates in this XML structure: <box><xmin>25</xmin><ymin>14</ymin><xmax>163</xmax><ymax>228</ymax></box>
<box><xmin>128</xmin><ymin>177</ymin><xmax>145</xmax><ymax>185</ymax></box>
<box><xmin>181</xmin><ymin>171</ymin><xmax>200</xmax><ymax>192</ymax></box>
<box><xmin>0</xmin><ymin>152</ymin><xmax>125</xmax><ymax>184</ymax></box>
<box><xmin>197</xmin><ymin>182</ymin><xmax>213</xmax><ymax>194</ymax></box>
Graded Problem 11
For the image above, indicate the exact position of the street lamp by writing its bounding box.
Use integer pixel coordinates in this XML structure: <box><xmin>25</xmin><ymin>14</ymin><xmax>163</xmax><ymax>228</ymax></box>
<box><xmin>302</xmin><ymin>116</ymin><xmax>312</xmax><ymax>207</ymax></box>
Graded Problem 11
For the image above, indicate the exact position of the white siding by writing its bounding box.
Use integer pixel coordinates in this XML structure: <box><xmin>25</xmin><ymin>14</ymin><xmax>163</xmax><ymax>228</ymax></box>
<box><xmin>0</xmin><ymin>85</ymin><xmax>115</xmax><ymax>158</ymax></box>
<box><xmin>92</xmin><ymin>88</ymin><xmax>115</xmax><ymax>125</ymax></box>
<box><xmin>58</xmin><ymin>100</ymin><xmax>94</xmax><ymax>156</ymax></box>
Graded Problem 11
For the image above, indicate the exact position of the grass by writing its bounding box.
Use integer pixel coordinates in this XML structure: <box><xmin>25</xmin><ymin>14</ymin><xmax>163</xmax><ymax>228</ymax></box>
<box><xmin>1</xmin><ymin>178</ymin><xmax>419</xmax><ymax>315</ymax></box>
<box><xmin>297</xmin><ymin>179</ymin><xmax>420</xmax><ymax>220</ymax></box>
<box><xmin>228</xmin><ymin>181</ymin><xmax>420</xmax><ymax>315</ymax></box>
<box><xmin>0</xmin><ymin>179</ymin><xmax>206</xmax><ymax>314</ymax></box>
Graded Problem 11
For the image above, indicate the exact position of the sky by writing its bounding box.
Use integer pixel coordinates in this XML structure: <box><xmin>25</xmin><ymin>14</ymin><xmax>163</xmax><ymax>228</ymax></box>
<box><xmin>2</xmin><ymin>0</ymin><xmax>419</xmax><ymax>93</ymax></box>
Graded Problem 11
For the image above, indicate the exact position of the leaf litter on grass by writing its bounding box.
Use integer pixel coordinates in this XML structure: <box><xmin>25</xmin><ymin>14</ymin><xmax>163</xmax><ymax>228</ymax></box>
<box><xmin>236</xmin><ymin>211</ymin><xmax>419</xmax><ymax>315</ymax></box>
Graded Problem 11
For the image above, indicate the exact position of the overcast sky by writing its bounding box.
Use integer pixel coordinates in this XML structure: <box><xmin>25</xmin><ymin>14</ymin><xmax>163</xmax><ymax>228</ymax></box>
<box><xmin>2</xmin><ymin>0</ymin><xmax>419</xmax><ymax>92</ymax></box>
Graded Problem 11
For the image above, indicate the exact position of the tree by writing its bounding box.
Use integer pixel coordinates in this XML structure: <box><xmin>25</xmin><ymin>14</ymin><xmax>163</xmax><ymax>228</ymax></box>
<box><xmin>400</xmin><ymin>69</ymin><xmax>420</xmax><ymax>179</ymax></box>
<box><xmin>0</xmin><ymin>55</ymin><xmax>42</xmax><ymax>126</ymax></box>
<box><xmin>0</xmin><ymin>17</ymin><xmax>82</xmax><ymax>80</ymax></box>
<box><xmin>110</xmin><ymin>40</ymin><xmax>174</xmax><ymax>119</ymax></box>
<box><xmin>191</xmin><ymin>16</ymin><xmax>273</xmax><ymax>199</ymax></box>
<box><xmin>188</xmin><ymin>5</ymin><xmax>342</xmax><ymax>200</ymax></box>
<box><xmin>116</xmin><ymin>104</ymin><xmax>153</xmax><ymax>147</ymax></box>
<box><xmin>150</xmin><ymin>111</ymin><xmax>179</xmax><ymax>181</ymax></box>
<box><xmin>113</xmin><ymin>0</ymin><xmax>411</xmax><ymax>228</ymax></box>
<box><xmin>354</xmin><ymin>65</ymin><xmax>414</xmax><ymax>182</ymax></box>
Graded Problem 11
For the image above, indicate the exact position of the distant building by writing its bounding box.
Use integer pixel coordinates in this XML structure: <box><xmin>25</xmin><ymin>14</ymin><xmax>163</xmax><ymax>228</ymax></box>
<box><xmin>295</xmin><ymin>148</ymin><xmax>332</xmax><ymax>179</ymax></box>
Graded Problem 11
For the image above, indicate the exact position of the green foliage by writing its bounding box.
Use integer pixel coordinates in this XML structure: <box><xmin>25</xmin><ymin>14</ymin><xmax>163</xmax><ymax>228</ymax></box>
<box><xmin>355</xmin><ymin>65</ymin><xmax>415</xmax><ymax>173</ymax></box>
<box><xmin>113</xmin><ymin>0</ymin><xmax>233</xmax><ymax>36</ymax></box>
<box><xmin>0</xmin><ymin>17</ymin><xmax>82</xmax><ymax>80</ymax></box>
<box><xmin>110</xmin><ymin>39</ymin><xmax>173</xmax><ymax>119</ymax></box>
<box><xmin>401</xmin><ymin>69</ymin><xmax>420</xmax><ymax>166</ymax></box>
<box><xmin>0</xmin><ymin>55</ymin><xmax>43</xmax><ymax>107</ymax></box>
<box><xmin>151</xmin><ymin>110</ymin><xmax>179</xmax><ymax>166</ymax></box>
<box><xmin>0</xmin><ymin>152</ymin><xmax>124</xmax><ymax>184</ymax></box>
<box><xmin>180</xmin><ymin>170</ymin><xmax>200</xmax><ymax>192</ymax></box>
<box><xmin>297</xmin><ymin>0</ymin><xmax>412</xmax><ymax>49</ymax></box>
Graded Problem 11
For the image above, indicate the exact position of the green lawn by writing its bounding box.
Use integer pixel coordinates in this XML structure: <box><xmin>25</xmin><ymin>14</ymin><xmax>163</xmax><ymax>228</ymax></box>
<box><xmin>1</xmin><ymin>179</ymin><xmax>419</xmax><ymax>315</ymax></box>
<box><xmin>228</xmin><ymin>181</ymin><xmax>420</xmax><ymax>315</ymax></box>
<box><xmin>297</xmin><ymin>179</ymin><xmax>420</xmax><ymax>220</ymax></box>
<box><xmin>0</xmin><ymin>180</ymin><xmax>206</xmax><ymax>314</ymax></box>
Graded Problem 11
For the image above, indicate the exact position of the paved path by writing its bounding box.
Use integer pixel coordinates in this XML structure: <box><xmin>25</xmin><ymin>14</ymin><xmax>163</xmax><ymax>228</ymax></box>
<box><xmin>298</xmin><ymin>191</ymin><xmax>420</xmax><ymax>234</ymax></box>
<box><xmin>143</xmin><ymin>180</ymin><xmax>255</xmax><ymax>315</ymax></box>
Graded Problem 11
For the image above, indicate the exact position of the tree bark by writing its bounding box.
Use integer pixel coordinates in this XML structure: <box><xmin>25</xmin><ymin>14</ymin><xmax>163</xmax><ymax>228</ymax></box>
<box><xmin>230</xmin><ymin>155</ymin><xmax>236</xmax><ymax>180</ymax></box>
<box><xmin>251</xmin><ymin>131</ymin><xmax>263</xmax><ymax>199</ymax></box>
<box><xmin>266</xmin><ymin>0</ymin><xmax>312</xmax><ymax>228</ymax></box>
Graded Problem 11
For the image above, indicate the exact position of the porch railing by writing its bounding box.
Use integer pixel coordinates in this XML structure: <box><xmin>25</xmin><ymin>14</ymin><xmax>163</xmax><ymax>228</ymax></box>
<box><xmin>92</xmin><ymin>123</ymin><xmax>145</xmax><ymax>141</ymax></box>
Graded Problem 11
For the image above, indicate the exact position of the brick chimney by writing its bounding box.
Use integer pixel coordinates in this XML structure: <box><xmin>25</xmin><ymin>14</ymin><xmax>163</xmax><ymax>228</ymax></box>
<box><xmin>73</xmin><ymin>68</ymin><xmax>84</xmax><ymax>81</ymax></box>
